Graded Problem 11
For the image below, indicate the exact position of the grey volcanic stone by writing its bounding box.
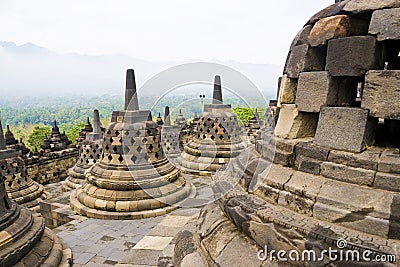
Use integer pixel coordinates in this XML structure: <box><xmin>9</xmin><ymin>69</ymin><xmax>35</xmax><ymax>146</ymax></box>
<box><xmin>320</xmin><ymin>162</ymin><xmax>376</xmax><ymax>186</ymax></box>
<box><xmin>307</xmin><ymin>0</ymin><xmax>349</xmax><ymax>24</ymax></box>
<box><xmin>296</xmin><ymin>71</ymin><xmax>356</xmax><ymax>112</ymax></box>
<box><xmin>314</xmin><ymin>107</ymin><xmax>377</xmax><ymax>153</ymax></box>
<box><xmin>369</xmin><ymin>8</ymin><xmax>400</xmax><ymax>41</ymax></box>
<box><xmin>361</xmin><ymin>70</ymin><xmax>400</xmax><ymax>120</ymax></box>
<box><xmin>173</xmin><ymin>231</ymin><xmax>196</xmax><ymax>267</ymax></box>
<box><xmin>374</xmin><ymin>172</ymin><xmax>400</xmax><ymax>192</ymax></box>
<box><xmin>327</xmin><ymin>147</ymin><xmax>381</xmax><ymax>170</ymax></box>
<box><xmin>214</xmin><ymin>236</ymin><xmax>261</xmax><ymax>267</ymax></box>
<box><xmin>290</xmin><ymin>25</ymin><xmax>312</xmax><ymax>51</ymax></box>
<box><xmin>284</xmin><ymin>44</ymin><xmax>326</xmax><ymax>78</ymax></box>
<box><xmin>378</xmin><ymin>148</ymin><xmax>400</xmax><ymax>174</ymax></box>
<box><xmin>326</xmin><ymin>36</ymin><xmax>383</xmax><ymax>77</ymax></box>
<box><xmin>343</xmin><ymin>0</ymin><xmax>400</xmax><ymax>14</ymax></box>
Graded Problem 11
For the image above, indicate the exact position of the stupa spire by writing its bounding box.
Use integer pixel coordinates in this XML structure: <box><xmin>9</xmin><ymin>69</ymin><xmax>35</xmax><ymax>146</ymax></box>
<box><xmin>125</xmin><ymin>69</ymin><xmax>139</xmax><ymax>111</ymax></box>
<box><xmin>93</xmin><ymin>109</ymin><xmax>101</xmax><ymax>134</ymax></box>
<box><xmin>212</xmin><ymin>75</ymin><xmax>223</xmax><ymax>104</ymax></box>
<box><xmin>0</xmin><ymin>120</ymin><xmax>5</xmax><ymax>150</ymax></box>
<box><xmin>164</xmin><ymin>106</ymin><xmax>171</xmax><ymax>126</ymax></box>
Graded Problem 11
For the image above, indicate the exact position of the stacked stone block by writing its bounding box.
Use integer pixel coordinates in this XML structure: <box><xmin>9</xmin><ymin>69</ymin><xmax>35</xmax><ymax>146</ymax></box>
<box><xmin>186</xmin><ymin>1</ymin><xmax>400</xmax><ymax>265</ymax></box>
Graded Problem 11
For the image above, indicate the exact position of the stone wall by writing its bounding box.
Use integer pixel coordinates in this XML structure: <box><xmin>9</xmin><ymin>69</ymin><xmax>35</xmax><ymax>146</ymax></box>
<box><xmin>26</xmin><ymin>148</ymin><xmax>79</xmax><ymax>184</ymax></box>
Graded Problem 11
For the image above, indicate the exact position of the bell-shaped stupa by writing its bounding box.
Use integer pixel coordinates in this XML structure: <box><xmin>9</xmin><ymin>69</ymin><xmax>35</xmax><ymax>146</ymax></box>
<box><xmin>176</xmin><ymin>75</ymin><xmax>246</xmax><ymax>175</ymax></box>
<box><xmin>0</xmin><ymin>171</ymin><xmax>72</xmax><ymax>266</ymax></box>
<box><xmin>70</xmin><ymin>69</ymin><xmax>192</xmax><ymax>219</ymax></box>
<box><xmin>0</xmin><ymin>121</ymin><xmax>46</xmax><ymax>211</ymax></box>
<box><xmin>63</xmin><ymin>110</ymin><xmax>103</xmax><ymax>191</ymax></box>
<box><xmin>161</xmin><ymin>106</ymin><xmax>181</xmax><ymax>160</ymax></box>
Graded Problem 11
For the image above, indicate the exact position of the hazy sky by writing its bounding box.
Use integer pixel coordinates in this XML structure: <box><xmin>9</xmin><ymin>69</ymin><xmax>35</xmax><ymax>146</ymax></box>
<box><xmin>0</xmin><ymin>0</ymin><xmax>332</xmax><ymax>65</ymax></box>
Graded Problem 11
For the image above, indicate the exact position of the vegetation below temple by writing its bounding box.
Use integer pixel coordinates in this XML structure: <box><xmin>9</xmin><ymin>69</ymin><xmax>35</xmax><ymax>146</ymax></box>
<box><xmin>1</xmin><ymin>95</ymin><xmax>267</xmax><ymax>152</ymax></box>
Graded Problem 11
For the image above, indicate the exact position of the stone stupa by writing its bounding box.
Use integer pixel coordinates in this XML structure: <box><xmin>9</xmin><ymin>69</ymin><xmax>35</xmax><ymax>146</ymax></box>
<box><xmin>41</xmin><ymin>120</ymin><xmax>72</xmax><ymax>153</ymax></box>
<box><xmin>180</xmin><ymin>1</ymin><xmax>400</xmax><ymax>265</ymax></box>
<box><xmin>0</xmin><ymin>121</ymin><xmax>46</xmax><ymax>211</ymax></box>
<box><xmin>76</xmin><ymin>117</ymin><xmax>94</xmax><ymax>144</ymax></box>
<box><xmin>161</xmin><ymin>106</ymin><xmax>181</xmax><ymax>160</ymax></box>
<box><xmin>70</xmin><ymin>69</ymin><xmax>192</xmax><ymax>219</ymax></box>
<box><xmin>0</xmin><ymin>168</ymin><xmax>72</xmax><ymax>266</ymax></box>
<box><xmin>176</xmin><ymin>75</ymin><xmax>247</xmax><ymax>175</ymax></box>
<box><xmin>245</xmin><ymin>109</ymin><xmax>261</xmax><ymax>143</ymax></box>
<box><xmin>5</xmin><ymin>124</ymin><xmax>30</xmax><ymax>156</ymax></box>
<box><xmin>63</xmin><ymin>110</ymin><xmax>103</xmax><ymax>191</ymax></box>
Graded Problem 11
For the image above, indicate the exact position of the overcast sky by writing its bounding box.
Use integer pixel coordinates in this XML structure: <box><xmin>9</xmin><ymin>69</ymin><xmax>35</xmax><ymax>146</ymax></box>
<box><xmin>0</xmin><ymin>0</ymin><xmax>333</xmax><ymax>65</ymax></box>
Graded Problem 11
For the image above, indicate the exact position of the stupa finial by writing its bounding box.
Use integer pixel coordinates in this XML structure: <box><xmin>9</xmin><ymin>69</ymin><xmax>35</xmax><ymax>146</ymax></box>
<box><xmin>212</xmin><ymin>75</ymin><xmax>223</xmax><ymax>104</ymax></box>
<box><xmin>0</xmin><ymin>120</ymin><xmax>5</xmax><ymax>150</ymax></box>
<box><xmin>93</xmin><ymin>109</ymin><xmax>101</xmax><ymax>134</ymax></box>
<box><xmin>164</xmin><ymin>106</ymin><xmax>171</xmax><ymax>126</ymax></box>
<box><xmin>125</xmin><ymin>69</ymin><xmax>139</xmax><ymax>111</ymax></box>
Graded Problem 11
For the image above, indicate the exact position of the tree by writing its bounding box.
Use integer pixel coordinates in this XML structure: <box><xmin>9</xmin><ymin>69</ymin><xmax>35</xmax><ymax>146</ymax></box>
<box><xmin>61</xmin><ymin>122</ymin><xmax>85</xmax><ymax>144</ymax></box>
<box><xmin>27</xmin><ymin>125</ymin><xmax>51</xmax><ymax>152</ymax></box>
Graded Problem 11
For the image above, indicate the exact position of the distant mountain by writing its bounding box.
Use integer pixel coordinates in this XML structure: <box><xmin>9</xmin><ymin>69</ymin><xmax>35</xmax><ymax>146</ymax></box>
<box><xmin>0</xmin><ymin>41</ymin><xmax>282</xmax><ymax>101</ymax></box>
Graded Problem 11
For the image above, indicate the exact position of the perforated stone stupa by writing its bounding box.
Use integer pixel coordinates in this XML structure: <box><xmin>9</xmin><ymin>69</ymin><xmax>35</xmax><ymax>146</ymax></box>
<box><xmin>70</xmin><ymin>69</ymin><xmax>192</xmax><ymax>219</ymax></box>
<box><xmin>161</xmin><ymin>106</ymin><xmax>181</xmax><ymax>160</ymax></box>
<box><xmin>5</xmin><ymin>124</ymin><xmax>30</xmax><ymax>156</ymax></box>
<box><xmin>76</xmin><ymin>117</ymin><xmax>93</xmax><ymax>144</ymax></box>
<box><xmin>176</xmin><ymin>75</ymin><xmax>246</xmax><ymax>175</ymax></box>
<box><xmin>63</xmin><ymin>110</ymin><xmax>103</xmax><ymax>191</ymax></box>
<box><xmin>177</xmin><ymin>1</ymin><xmax>400</xmax><ymax>266</ymax></box>
<box><xmin>41</xmin><ymin>120</ymin><xmax>72</xmax><ymax>153</ymax></box>
<box><xmin>0</xmin><ymin>121</ymin><xmax>46</xmax><ymax>211</ymax></box>
<box><xmin>0</xmin><ymin>162</ymin><xmax>72</xmax><ymax>266</ymax></box>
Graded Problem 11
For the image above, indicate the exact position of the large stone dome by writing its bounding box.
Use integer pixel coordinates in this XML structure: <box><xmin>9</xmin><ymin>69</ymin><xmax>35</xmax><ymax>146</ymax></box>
<box><xmin>178</xmin><ymin>1</ymin><xmax>400</xmax><ymax>266</ymax></box>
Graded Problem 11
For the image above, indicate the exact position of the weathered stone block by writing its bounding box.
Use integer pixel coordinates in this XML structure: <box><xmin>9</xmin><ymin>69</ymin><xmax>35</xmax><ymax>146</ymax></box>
<box><xmin>307</xmin><ymin>0</ymin><xmax>349</xmax><ymax>24</ymax></box>
<box><xmin>309</xmin><ymin>15</ymin><xmax>368</xmax><ymax>47</ymax></box>
<box><xmin>343</xmin><ymin>0</ymin><xmax>400</xmax><ymax>14</ymax></box>
<box><xmin>284</xmin><ymin>44</ymin><xmax>326</xmax><ymax>78</ymax></box>
<box><xmin>295</xmin><ymin>155</ymin><xmax>322</xmax><ymax>175</ymax></box>
<box><xmin>328</xmin><ymin>147</ymin><xmax>381</xmax><ymax>170</ymax></box>
<box><xmin>320</xmin><ymin>162</ymin><xmax>376</xmax><ymax>186</ymax></box>
<box><xmin>290</xmin><ymin>25</ymin><xmax>313</xmax><ymax>51</ymax></box>
<box><xmin>296</xmin><ymin>71</ymin><xmax>356</xmax><ymax>112</ymax></box>
<box><xmin>326</xmin><ymin>36</ymin><xmax>383</xmax><ymax>77</ymax></box>
<box><xmin>277</xmin><ymin>75</ymin><xmax>297</xmax><ymax>107</ymax></box>
<box><xmin>374</xmin><ymin>172</ymin><xmax>400</xmax><ymax>192</ymax></box>
<box><xmin>369</xmin><ymin>8</ymin><xmax>400</xmax><ymax>41</ymax></box>
<box><xmin>378</xmin><ymin>148</ymin><xmax>400</xmax><ymax>174</ymax></box>
<box><xmin>362</xmin><ymin>70</ymin><xmax>400</xmax><ymax>120</ymax></box>
<box><xmin>314</xmin><ymin>107</ymin><xmax>377</xmax><ymax>153</ymax></box>
<box><xmin>275</xmin><ymin>104</ymin><xmax>319</xmax><ymax>139</ymax></box>
<box><xmin>295</xmin><ymin>141</ymin><xmax>330</xmax><ymax>161</ymax></box>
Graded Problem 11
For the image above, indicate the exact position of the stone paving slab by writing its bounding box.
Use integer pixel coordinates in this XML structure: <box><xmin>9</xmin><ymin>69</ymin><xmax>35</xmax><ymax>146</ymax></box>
<box><xmin>51</xmin><ymin>193</ymin><xmax>201</xmax><ymax>266</ymax></box>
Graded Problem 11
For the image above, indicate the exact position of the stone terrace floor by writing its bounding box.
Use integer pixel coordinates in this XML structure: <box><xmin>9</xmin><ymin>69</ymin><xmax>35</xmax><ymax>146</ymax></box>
<box><xmin>43</xmin><ymin>174</ymin><xmax>213</xmax><ymax>266</ymax></box>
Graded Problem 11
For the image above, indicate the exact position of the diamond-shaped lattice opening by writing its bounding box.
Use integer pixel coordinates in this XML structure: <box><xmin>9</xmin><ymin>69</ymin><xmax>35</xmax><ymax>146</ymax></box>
<box><xmin>137</xmin><ymin>146</ymin><xmax>143</xmax><ymax>153</ymax></box>
<box><xmin>219</xmin><ymin>135</ymin><xmax>224</xmax><ymax>140</ymax></box>
<box><xmin>136</xmin><ymin>130</ymin><xmax>141</xmax><ymax>136</ymax></box>
<box><xmin>211</xmin><ymin>135</ymin><xmax>215</xmax><ymax>140</ymax></box>
<box><xmin>115</xmin><ymin>130</ymin><xmax>120</xmax><ymax>136</ymax></box>
<box><xmin>118</xmin><ymin>154</ymin><xmax>124</xmax><ymax>163</ymax></box>
<box><xmin>131</xmin><ymin>154</ymin><xmax>137</xmax><ymax>163</ymax></box>
<box><xmin>142</xmin><ymin>137</ymin><xmax>147</xmax><ymax>143</ymax></box>
<box><xmin>107</xmin><ymin>154</ymin><xmax>113</xmax><ymax>161</ymax></box>
<box><xmin>149</xmin><ymin>144</ymin><xmax>154</xmax><ymax>151</ymax></box>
